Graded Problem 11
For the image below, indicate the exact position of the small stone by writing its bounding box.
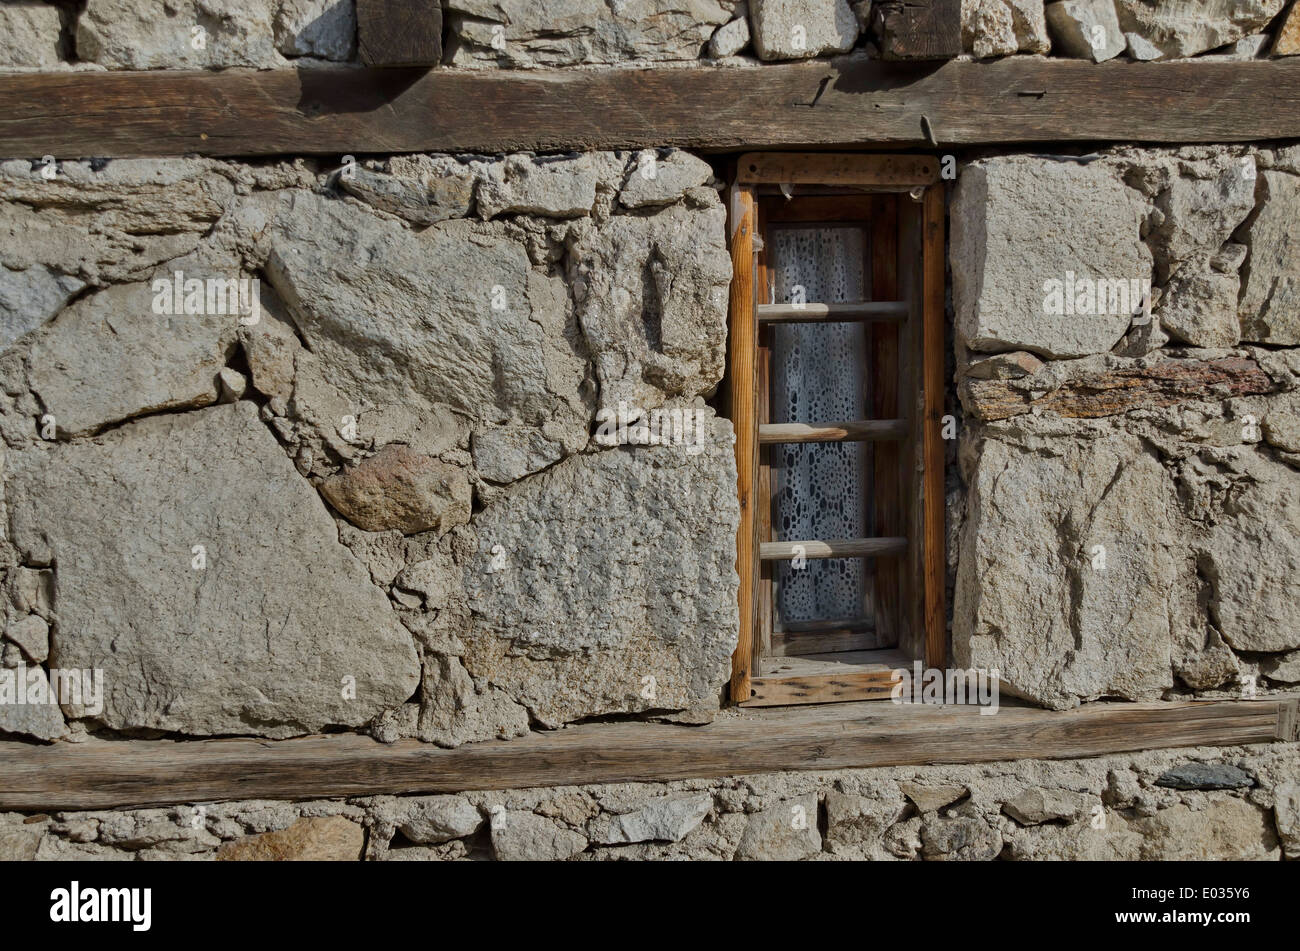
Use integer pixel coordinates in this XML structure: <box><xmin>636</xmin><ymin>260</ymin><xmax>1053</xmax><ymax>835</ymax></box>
<box><xmin>274</xmin><ymin>0</ymin><xmax>357</xmax><ymax>61</ymax></box>
<box><xmin>1124</xmin><ymin>31</ymin><xmax>1162</xmax><ymax>60</ymax></box>
<box><xmin>472</xmin><ymin>425</ymin><xmax>564</xmax><ymax>484</ymax></box>
<box><xmin>1045</xmin><ymin>0</ymin><xmax>1125</xmax><ymax>62</ymax></box>
<box><xmin>1261</xmin><ymin>649</ymin><xmax>1300</xmax><ymax>683</ymax></box>
<box><xmin>4</xmin><ymin>615</ymin><xmax>49</xmax><ymax>664</ymax></box>
<box><xmin>0</xmin><ymin>266</ymin><xmax>86</xmax><ymax>354</ymax></box>
<box><xmin>964</xmin><ymin>351</ymin><xmax>1044</xmax><ymax>381</ymax></box>
<box><xmin>476</xmin><ymin>154</ymin><xmax>616</xmax><ymax>219</ymax></box>
<box><xmin>1003</xmin><ymin>787</ymin><xmax>1092</xmax><ymax>825</ymax></box>
<box><xmin>490</xmin><ymin>811</ymin><xmax>587</xmax><ymax>862</ymax></box>
<box><xmin>963</xmin><ymin>0</ymin><xmax>1051</xmax><ymax>59</ymax></box>
<box><xmin>750</xmin><ymin>0</ymin><xmax>858</xmax><ymax>61</ymax></box>
<box><xmin>1275</xmin><ymin>781</ymin><xmax>1300</xmax><ymax>860</ymax></box>
<box><xmin>1154</xmin><ymin>762</ymin><xmax>1255</xmax><ymax>791</ymax></box>
<box><xmin>920</xmin><ymin>813</ymin><xmax>1001</xmax><ymax>860</ymax></box>
<box><xmin>588</xmin><ymin>794</ymin><xmax>712</xmax><ymax>844</ymax></box>
<box><xmin>619</xmin><ymin>150</ymin><xmax>714</xmax><ymax>209</ymax></box>
<box><xmin>1114</xmin><ymin>0</ymin><xmax>1284</xmax><ymax>60</ymax></box>
<box><xmin>338</xmin><ymin>158</ymin><xmax>475</xmax><ymax>226</ymax></box>
<box><xmin>900</xmin><ymin>781</ymin><xmax>968</xmax><ymax>813</ymax></box>
<box><xmin>217</xmin><ymin>816</ymin><xmax>364</xmax><ymax>861</ymax></box>
<box><xmin>735</xmin><ymin>794</ymin><xmax>821</xmax><ymax>860</ymax></box>
<box><xmin>396</xmin><ymin>797</ymin><xmax>483</xmax><ymax>845</ymax></box>
<box><xmin>218</xmin><ymin>367</ymin><xmax>248</xmax><ymax>402</ymax></box>
<box><xmin>0</xmin><ymin>664</ymin><xmax>68</xmax><ymax>742</ymax></box>
<box><xmin>1263</xmin><ymin>402</ymin><xmax>1300</xmax><ymax>454</ymax></box>
<box><xmin>9</xmin><ymin>567</ymin><xmax>53</xmax><ymax>619</ymax></box>
<box><xmin>0</xmin><ymin>3</ymin><xmax>64</xmax><ymax>68</ymax></box>
<box><xmin>319</xmin><ymin>444</ymin><xmax>471</xmax><ymax>535</ymax></box>
<box><xmin>709</xmin><ymin>7</ymin><xmax>752</xmax><ymax>57</ymax></box>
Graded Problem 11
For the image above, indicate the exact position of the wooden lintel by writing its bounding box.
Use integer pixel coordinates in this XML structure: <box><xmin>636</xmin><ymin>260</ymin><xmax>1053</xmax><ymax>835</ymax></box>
<box><xmin>0</xmin><ymin>696</ymin><xmax>1293</xmax><ymax>811</ymax></box>
<box><xmin>356</xmin><ymin>0</ymin><xmax>442</xmax><ymax>68</ymax></box>
<box><xmin>4</xmin><ymin>58</ymin><xmax>1300</xmax><ymax>159</ymax></box>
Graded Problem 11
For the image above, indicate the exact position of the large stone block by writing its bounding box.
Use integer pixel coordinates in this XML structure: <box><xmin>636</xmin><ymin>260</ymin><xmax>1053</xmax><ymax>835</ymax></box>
<box><xmin>749</xmin><ymin>0</ymin><xmax>858</xmax><ymax>60</ymax></box>
<box><xmin>1238</xmin><ymin>170</ymin><xmax>1300</xmax><ymax>345</ymax></box>
<box><xmin>954</xmin><ymin>430</ymin><xmax>1181</xmax><ymax>708</ymax></box>
<box><xmin>962</xmin><ymin>0</ymin><xmax>1050</xmax><ymax>58</ymax></box>
<box><xmin>6</xmin><ymin>401</ymin><xmax>420</xmax><ymax>737</ymax></box>
<box><xmin>567</xmin><ymin>198</ymin><xmax>731</xmax><ymax>412</ymax></box>
<box><xmin>952</xmin><ymin>156</ymin><xmax>1151</xmax><ymax>358</ymax></box>
<box><xmin>0</xmin><ymin>3</ymin><xmax>64</xmax><ymax>68</ymax></box>
<box><xmin>1114</xmin><ymin>0</ymin><xmax>1284</xmax><ymax>60</ymax></box>
<box><xmin>445</xmin><ymin>0</ymin><xmax>733</xmax><ymax>67</ymax></box>
<box><xmin>458</xmin><ymin>413</ymin><xmax>739</xmax><ymax>727</ymax></box>
<box><xmin>263</xmin><ymin>191</ymin><xmax>592</xmax><ymax>460</ymax></box>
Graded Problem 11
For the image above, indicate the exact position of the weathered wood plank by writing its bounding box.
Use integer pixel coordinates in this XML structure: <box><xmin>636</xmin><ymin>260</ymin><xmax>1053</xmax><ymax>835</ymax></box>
<box><xmin>874</xmin><ymin>0</ymin><xmax>963</xmax><ymax>60</ymax></box>
<box><xmin>0</xmin><ymin>697</ymin><xmax>1292</xmax><ymax>810</ymax></box>
<box><xmin>921</xmin><ymin>183</ymin><xmax>947</xmax><ymax>670</ymax></box>
<box><xmin>5</xmin><ymin>59</ymin><xmax>1300</xmax><ymax>158</ymax></box>
<box><xmin>356</xmin><ymin>0</ymin><xmax>442</xmax><ymax>67</ymax></box>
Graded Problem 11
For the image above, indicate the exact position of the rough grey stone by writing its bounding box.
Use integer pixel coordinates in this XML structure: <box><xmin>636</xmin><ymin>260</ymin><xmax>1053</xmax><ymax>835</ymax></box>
<box><xmin>1003</xmin><ymin>787</ymin><xmax>1094</xmax><ymax>824</ymax></box>
<box><xmin>1238</xmin><ymin>169</ymin><xmax>1300</xmax><ymax>345</ymax></box>
<box><xmin>823</xmin><ymin>791</ymin><xmax>908</xmax><ymax>860</ymax></box>
<box><xmin>736</xmin><ymin>794</ymin><xmax>821</xmax><ymax>860</ymax></box>
<box><xmin>0</xmin><ymin>663</ymin><xmax>68</xmax><ymax>741</ymax></box>
<box><xmin>6</xmin><ymin>401</ymin><xmax>420</xmax><ymax>736</ymax></box>
<box><xmin>952</xmin><ymin>156</ymin><xmax>1150</xmax><ymax>357</ymax></box>
<box><xmin>750</xmin><ymin>0</ymin><xmax>858</xmax><ymax>60</ymax></box>
<box><xmin>567</xmin><ymin>198</ymin><xmax>731</xmax><ymax>412</ymax></box>
<box><xmin>319</xmin><ymin>444</ymin><xmax>471</xmax><ymax>535</ymax></box>
<box><xmin>490</xmin><ymin>810</ymin><xmax>587</xmax><ymax>861</ymax></box>
<box><xmin>588</xmin><ymin>794</ymin><xmax>711</xmax><ymax>844</ymax></box>
<box><xmin>709</xmin><ymin>6</ymin><xmax>752</xmax><ymax>57</ymax></box>
<box><xmin>27</xmin><ymin>281</ymin><xmax>239</xmax><ymax>437</ymax></box>
<box><xmin>900</xmin><ymin>781</ymin><xmax>967</xmax><ymax>813</ymax></box>
<box><xmin>1154</xmin><ymin>762</ymin><xmax>1254</xmax><ymax>790</ymax></box>
<box><xmin>1276</xmin><ymin>781</ymin><xmax>1300</xmax><ymax>860</ymax></box>
<box><xmin>1114</xmin><ymin>0</ymin><xmax>1284</xmax><ymax>60</ymax></box>
<box><xmin>1261</xmin><ymin>649</ymin><xmax>1300</xmax><ymax>683</ymax></box>
<box><xmin>476</xmin><ymin>153</ymin><xmax>620</xmax><ymax>219</ymax></box>
<box><xmin>1045</xmin><ymin>0</ymin><xmax>1125</xmax><ymax>61</ymax></box>
<box><xmin>274</xmin><ymin>0</ymin><xmax>357</xmax><ymax>60</ymax></box>
<box><xmin>619</xmin><ymin>150</ymin><xmax>714</xmax><ymax>209</ymax></box>
<box><xmin>0</xmin><ymin>266</ymin><xmax>86</xmax><ymax>354</ymax></box>
<box><xmin>963</xmin><ymin>0</ymin><xmax>1050</xmax><ymax>58</ymax></box>
<box><xmin>4</xmin><ymin>614</ymin><xmax>48</xmax><ymax>664</ymax></box>
<box><xmin>263</xmin><ymin>190</ymin><xmax>592</xmax><ymax>462</ymax></box>
<box><xmin>458</xmin><ymin>413</ymin><xmax>739</xmax><ymax>727</ymax></box>
<box><xmin>0</xmin><ymin>3</ymin><xmax>64</xmax><ymax>67</ymax></box>
<box><xmin>393</xmin><ymin>796</ymin><xmax>484</xmax><ymax>844</ymax></box>
<box><xmin>338</xmin><ymin>158</ymin><xmax>475</xmax><ymax>226</ymax></box>
<box><xmin>955</xmin><ymin>431</ymin><xmax>1180</xmax><ymax>708</ymax></box>
<box><xmin>445</xmin><ymin>0</ymin><xmax>732</xmax><ymax>67</ymax></box>
<box><xmin>1190</xmin><ymin>452</ymin><xmax>1300</xmax><ymax>653</ymax></box>
<box><xmin>472</xmin><ymin>425</ymin><xmax>563</xmax><ymax>483</ymax></box>
<box><xmin>415</xmin><ymin>652</ymin><xmax>531</xmax><ymax>748</ymax></box>
<box><xmin>78</xmin><ymin>0</ymin><xmax>289</xmax><ymax>69</ymax></box>
<box><xmin>0</xmin><ymin>819</ymin><xmax>44</xmax><ymax>861</ymax></box>
<box><xmin>921</xmin><ymin>812</ymin><xmax>1002</xmax><ymax>860</ymax></box>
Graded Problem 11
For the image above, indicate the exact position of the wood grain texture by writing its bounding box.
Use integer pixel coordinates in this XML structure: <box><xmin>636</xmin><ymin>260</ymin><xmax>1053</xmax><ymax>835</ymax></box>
<box><xmin>6</xmin><ymin>59</ymin><xmax>1300</xmax><ymax>158</ymax></box>
<box><xmin>760</xmin><ymin>537</ymin><xmax>909</xmax><ymax>560</ymax></box>
<box><xmin>921</xmin><ymin>184</ymin><xmax>947</xmax><ymax>670</ymax></box>
<box><xmin>873</xmin><ymin>0</ymin><xmax>963</xmax><ymax>61</ymax></box>
<box><xmin>738</xmin><ymin>152</ymin><xmax>939</xmax><ymax>185</ymax></box>
<box><xmin>356</xmin><ymin>0</ymin><xmax>442</xmax><ymax>67</ymax></box>
<box><xmin>1</xmin><ymin>697</ymin><xmax>1292</xmax><ymax>810</ymax></box>
<box><xmin>727</xmin><ymin>186</ymin><xmax>758</xmax><ymax>704</ymax></box>
<box><xmin>758</xmin><ymin>419</ymin><xmax>909</xmax><ymax>443</ymax></box>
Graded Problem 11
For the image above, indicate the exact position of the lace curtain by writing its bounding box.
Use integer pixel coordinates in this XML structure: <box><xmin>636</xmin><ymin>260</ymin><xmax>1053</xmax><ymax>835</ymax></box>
<box><xmin>769</xmin><ymin>226</ymin><xmax>871</xmax><ymax>624</ymax></box>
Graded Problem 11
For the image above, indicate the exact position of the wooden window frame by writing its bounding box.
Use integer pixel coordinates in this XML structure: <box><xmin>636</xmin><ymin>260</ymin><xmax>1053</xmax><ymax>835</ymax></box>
<box><xmin>727</xmin><ymin>153</ymin><xmax>947</xmax><ymax>707</ymax></box>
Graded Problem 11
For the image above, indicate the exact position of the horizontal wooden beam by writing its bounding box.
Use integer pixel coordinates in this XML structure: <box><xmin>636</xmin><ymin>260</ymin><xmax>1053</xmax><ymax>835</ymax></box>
<box><xmin>757</xmin><ymin>301</ymin><xmax>909</xmax><ymax>323</ymax></box>
<box><xmin>760</xmin><ymin>537</ymin><xmax>908</xmax><ymax>560</ymax></box>
<box><xmin>1</xmin><ymin>696</ymin><xmax>1293</xmax><ymax>810</ymax></box>
<box><xmin>3</xmin><ymin>58</ymin><xmax>1300</xmax><ymax>159</ymax></box>
<box><xmin>738</xmin><ymin>152</ymin><xmax>939</xmax><ymax>186</ymax></box>
<box><xmin>759</xmin><ymin>419</ymin><xmax>909</xmax><ymax>443</ymax></box>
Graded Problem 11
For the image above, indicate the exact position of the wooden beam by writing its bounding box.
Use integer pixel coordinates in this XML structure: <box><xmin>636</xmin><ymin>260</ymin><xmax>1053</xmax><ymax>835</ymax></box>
<box><xmin>744</xmin><ymin>650</ymin><xmax>907</xmax><ymax>707</ymax></box>
<box><xmin>873</xmin><ymin>0</ymin><xmax>963</xmax><ymax>61</ymax></box>
<box><xmin>758</xmin><ymin>419</ymin><xmax>909</xmax><ymax>443</ymax></box>
<box><xmin>921</xmin><ymin>183</ymin><xmax>947</xmax><ymax>670</ymax></box>
<box><xmin>1</xmin><ymin>696</ymin><xmax>1293</xmax><ymax>811</ymax></box>
<box><xmin>760</xmin><ymin>537</ymin><xmax>908</xmax><ymax>560</ymax></box>
<box><xmin>738</xmin><ymin>152</ymin><xmax>939</xmax><ymax>186</ymax></box>
<box><xmin>727</xmin><ymin>185</ymin><xmax>759</xmax><ymax>704</ymax></box>
<box><xmin>356</xmin><ymin>0</ymin><xmax>442</xmax><ymax>67</ymax></box>
<box><xmin>5</xmin><ymin>59</ymin><xmax>1300</xmax><ymax>159</ymax></box>
<box><xmin>756</xmin><ymin>301</ymin><xmax>908</xmax><ymax>323</ymax></box>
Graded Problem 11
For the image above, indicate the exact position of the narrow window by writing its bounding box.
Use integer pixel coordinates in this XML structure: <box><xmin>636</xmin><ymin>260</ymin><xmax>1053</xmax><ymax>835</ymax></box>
<box><xmin>727</xmin><ymin>154</ymin><xmax>946</xmax><ymax>707</ymax></box>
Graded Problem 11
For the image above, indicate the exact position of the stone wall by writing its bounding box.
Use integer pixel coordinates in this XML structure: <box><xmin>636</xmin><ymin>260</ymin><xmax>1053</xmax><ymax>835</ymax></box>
<box><xmin>6</xmin><ymin>742</ymin><xmax>1296</xmax><ymax>860</ymax></box>
<box><xmin>950</xmin><ymin>144</ymin><xmax>1300</xmax><ymax>710</ymax></box>
<box><xmin>0</xmin><ymin>150</ymin><xmax>739</xmax><ymax>745</ymax></box>
<box><xmin>6</xmin><ymin>1</ymin><xmax>1300</xmax><ymax>71</ymax></box>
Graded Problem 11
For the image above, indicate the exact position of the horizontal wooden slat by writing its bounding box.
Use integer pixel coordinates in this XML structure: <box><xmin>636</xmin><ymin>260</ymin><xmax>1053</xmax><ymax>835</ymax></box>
<box><xmin>745</xmin><ymin>649</ymin><xmax>907</xmax><ymax>707</ymax></box>
<box><xmin>738</xmin><ymin>152</ymin><xmax>939</xmax><ymax>186</ymax></box>
<box><xmin>756</xmin><ymin>302</ymin><xmax>909</xmax><ymax>323</ymax></box>
<box><xmin>759</xmin><ymin>419</ymin><xmax>908</xmax><ymax>443</ymax></box>
<box><xmin>5</xmin><ymin>59</ymin><xmax>1300</xmax><ymax>159</ymax></box>
<box><xmin>0</xmin><ymin>696</ymin><xmax>1293</xmax><ymax>810</ymax></box>
<box><xmin>761</xmin><ymin>537</ymin><xmax>907</xmax><ymax>560</ymax></box>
